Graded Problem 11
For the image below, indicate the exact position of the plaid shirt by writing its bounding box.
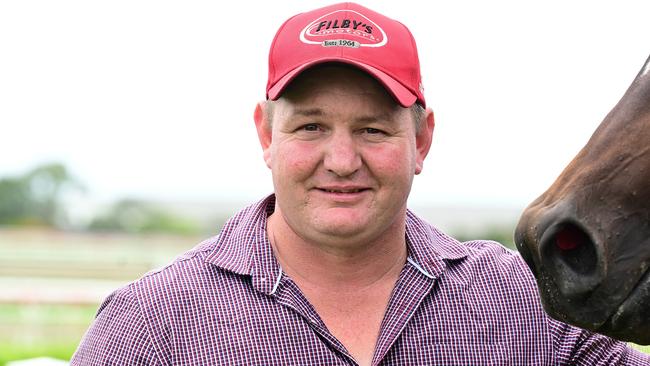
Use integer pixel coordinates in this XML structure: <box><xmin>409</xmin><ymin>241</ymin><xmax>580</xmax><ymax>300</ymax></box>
<box><xmin>72</xmin><ymin>195</ymin><xmax>649</xmax><ymax>365</ymax></box>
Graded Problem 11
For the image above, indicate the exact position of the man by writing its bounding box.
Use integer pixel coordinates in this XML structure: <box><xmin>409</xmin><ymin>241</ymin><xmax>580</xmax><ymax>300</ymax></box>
<box><xmin>72</xmin><ymin>3</ymin><xmax>649</xmax><ymax>365</ymax></box>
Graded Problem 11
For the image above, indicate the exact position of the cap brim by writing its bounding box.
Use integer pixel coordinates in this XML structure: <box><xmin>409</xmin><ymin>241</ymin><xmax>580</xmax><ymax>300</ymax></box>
<box><xmin>267</xmin><ymin>59</ymin><xmax>418</xmax><ymax>108</ymax></box>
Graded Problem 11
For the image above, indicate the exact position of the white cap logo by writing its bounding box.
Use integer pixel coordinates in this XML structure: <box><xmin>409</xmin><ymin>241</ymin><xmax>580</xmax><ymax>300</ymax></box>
<box><xmin>300</xmin><ymin>10</ymin><xmax>387</xmax><ymax>48</ymax></box>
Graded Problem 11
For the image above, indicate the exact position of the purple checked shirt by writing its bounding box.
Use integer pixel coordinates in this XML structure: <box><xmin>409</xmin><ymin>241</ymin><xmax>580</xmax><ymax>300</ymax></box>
<box><xmin>72</xmin><ymin>195</ymin><xmax>649</xmax><ymax>365</ymax></box>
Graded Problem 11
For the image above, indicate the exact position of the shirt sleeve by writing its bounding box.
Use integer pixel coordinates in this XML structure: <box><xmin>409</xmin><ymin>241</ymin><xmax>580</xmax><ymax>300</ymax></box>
<box><xmin>548</xmin><ymin>315</ymin><xmax>650</xmax><ymax>365</ymax></box>
<box><xmin>70</xmin><ymin>284</ymin><xmax>161</xmax><ymax>366</ymax></box>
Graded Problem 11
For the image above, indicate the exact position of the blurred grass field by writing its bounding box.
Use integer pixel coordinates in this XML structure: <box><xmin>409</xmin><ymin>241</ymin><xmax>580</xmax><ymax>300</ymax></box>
<box><xmin>0</xmin><ymin>228</ymin><xmax>201</xmax><ymax>365</ymax></box>
<box><xmin>1</xmin><ymin>228</ymin><xmax>649</xmax><ymax>365</ymax></box>
<box><xmin>0</xmin><ymin>303</ymin><xmax>96</xmax><ymax>364</ymax></box>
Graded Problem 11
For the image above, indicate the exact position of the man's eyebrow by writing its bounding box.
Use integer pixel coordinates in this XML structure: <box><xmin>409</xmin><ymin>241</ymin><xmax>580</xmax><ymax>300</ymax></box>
<box><xmin>290</xmin><ymin>108</ymin><xmax>395</xmax><ymax>123</ymax></box>
<box><xmin>355</xmin><ymin>112</ymin><xmax>394</xmax><ymax>124</ymax></box>
<box><xmin>291</xmin><ymin>108</ymin><xmax>325</xmax><ymax>117</ymax></box>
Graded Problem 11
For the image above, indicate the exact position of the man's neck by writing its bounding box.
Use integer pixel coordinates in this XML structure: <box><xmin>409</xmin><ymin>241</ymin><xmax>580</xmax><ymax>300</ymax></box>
<box><xmin>266</xmin><ymin>212</ymin><xmax>408</xmax><ymax>291</ymax></box>
<box><xmin>266</xmin><ymin>211</ymin><xmax>407</xmax><ymax>366</ymax></box>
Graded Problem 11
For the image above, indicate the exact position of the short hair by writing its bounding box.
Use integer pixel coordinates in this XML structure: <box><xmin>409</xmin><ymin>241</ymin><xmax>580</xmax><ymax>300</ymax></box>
<box><xmin>411</xmin><ymin>102</ymin><xmax>426</xmax><ymax>133</ymax></box>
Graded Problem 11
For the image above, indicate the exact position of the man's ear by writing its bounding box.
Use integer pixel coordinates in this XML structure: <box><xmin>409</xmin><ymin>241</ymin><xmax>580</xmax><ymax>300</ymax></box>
<box><xmin>254</xmin><ymin>101</ymin><xmax>273</xmax><ymax>169</ymax></box>
<box><xmin>415</xmin><ymin>107</ymin><xmax>435</xmax><ymax>175</ymax></box>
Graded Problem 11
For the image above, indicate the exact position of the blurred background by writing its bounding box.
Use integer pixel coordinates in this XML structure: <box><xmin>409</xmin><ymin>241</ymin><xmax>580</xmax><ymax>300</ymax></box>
<box><xmin>1</xmin><ymin>0</ymin><xmax>649</xmax><ymax>363</ymax></box>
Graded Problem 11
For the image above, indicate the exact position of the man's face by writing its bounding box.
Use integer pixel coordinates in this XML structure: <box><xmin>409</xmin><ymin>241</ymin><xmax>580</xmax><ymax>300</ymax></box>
<box><xmin>256</xmin><ymin>65</ymin><xmax>433</xmax><ymax>248</ymax></box>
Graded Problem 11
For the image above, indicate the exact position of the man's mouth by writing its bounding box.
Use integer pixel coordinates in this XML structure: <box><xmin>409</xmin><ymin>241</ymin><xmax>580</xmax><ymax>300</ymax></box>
<box><xmin>319</xmin><ymin>188</ymin><xmax>366</xmax><ymax>193</ymax></box>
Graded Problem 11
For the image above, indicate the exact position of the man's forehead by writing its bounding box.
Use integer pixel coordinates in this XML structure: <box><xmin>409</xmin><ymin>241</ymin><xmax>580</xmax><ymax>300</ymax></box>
<box><xmin>288</xmin><ymin>106</ymin><xmax>397</xmax><ymax>123</ymax></box>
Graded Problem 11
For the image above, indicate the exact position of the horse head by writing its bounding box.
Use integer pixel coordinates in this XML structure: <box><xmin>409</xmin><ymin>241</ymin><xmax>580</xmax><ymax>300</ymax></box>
<box><xmin>515</xmin><ymin>54</ymin><xmax>650</xmax><ymax>344</ymax></box>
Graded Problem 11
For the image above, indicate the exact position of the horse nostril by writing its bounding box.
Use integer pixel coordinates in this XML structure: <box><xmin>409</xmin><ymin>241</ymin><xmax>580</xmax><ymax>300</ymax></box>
<box><xmin>541</xmin><ymin>222</ymin><xmax>602</xmax><ymax>297</ymax></box>
<box><xmin>555</xmin><ymin>225</ymin><xmax>585</xmax><ymax>251</ymax></box>
<box><xmin>551</xmin><ymin>223</ymin><xmax>597</xmax><ymax>275</ymax></box>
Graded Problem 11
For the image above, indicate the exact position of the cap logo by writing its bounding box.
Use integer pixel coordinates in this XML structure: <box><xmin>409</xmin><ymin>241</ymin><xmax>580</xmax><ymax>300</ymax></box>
<box><xmin>300</xmin><ymin>10</ymin><xmax>387</xmax><ymax>48</ymax></box>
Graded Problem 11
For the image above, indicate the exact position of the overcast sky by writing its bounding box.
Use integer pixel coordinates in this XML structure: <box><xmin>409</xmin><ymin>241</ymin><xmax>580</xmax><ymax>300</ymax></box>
<box><xmin>1</xmin><ymin>1</ymin><xmax>648</xmax><ymax>209</ymax></box>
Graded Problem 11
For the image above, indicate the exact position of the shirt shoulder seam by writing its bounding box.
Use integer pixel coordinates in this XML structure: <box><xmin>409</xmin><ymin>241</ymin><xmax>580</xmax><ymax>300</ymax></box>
<box><xmin>127</xmin><ymin>281</ymin><xmax>169</xmax><ymax>365</ymax></box>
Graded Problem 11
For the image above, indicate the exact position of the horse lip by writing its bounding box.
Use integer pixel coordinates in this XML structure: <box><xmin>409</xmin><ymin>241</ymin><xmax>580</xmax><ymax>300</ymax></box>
<box><xmin>602</xmin><ymin>264</ymin><xmax>650</xmax><ymax>335</ymax></box>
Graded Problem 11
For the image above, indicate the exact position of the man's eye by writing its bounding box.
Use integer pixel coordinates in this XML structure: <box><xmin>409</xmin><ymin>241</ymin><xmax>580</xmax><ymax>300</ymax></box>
<box><xmin>301</xmin><ymin>124</ymin><xmax>320</xmax><ymax>132</ymax></box>
<box><xmin>364</xmin><ymin>128</ymin><xmax>384</xmax><ymax>134</ymax></box>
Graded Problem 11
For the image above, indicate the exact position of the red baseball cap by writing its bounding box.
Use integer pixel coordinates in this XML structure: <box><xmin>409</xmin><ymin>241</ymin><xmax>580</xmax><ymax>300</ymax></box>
<box><xmin>266</xmin><ymin>2</ymin><xmax>425</xmax><ymax>108</ymax></box>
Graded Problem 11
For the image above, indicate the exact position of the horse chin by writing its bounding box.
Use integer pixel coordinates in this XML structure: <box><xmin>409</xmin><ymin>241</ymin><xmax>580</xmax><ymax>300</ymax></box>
<box><xmin>541</xmin><ymin>266</ymin><xmax>650</xmax><ymax>345</ymax></box>
<box><xmin>536</xmin><ymin>270</ymin><xmax>607</xmax><ymax>328</ymax></box>
<box><xmin>599</xmin><ymin>267</ymin><xmax>650</xmax><ymax>345</ymax></box>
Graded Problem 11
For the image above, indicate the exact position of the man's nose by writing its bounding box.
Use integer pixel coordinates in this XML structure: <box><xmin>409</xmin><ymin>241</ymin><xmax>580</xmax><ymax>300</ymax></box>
<box><xmin>323</xmin><ymin>132</ymin><xmax>362</xmax><ymax>177</ymax></box>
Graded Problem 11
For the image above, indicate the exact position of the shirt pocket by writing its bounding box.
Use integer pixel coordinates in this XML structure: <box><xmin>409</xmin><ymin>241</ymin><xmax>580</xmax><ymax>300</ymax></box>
<box><xmin>417</xmin><ymin>343</ymin><xmax>509</xmax><ymax>365</ymax></box>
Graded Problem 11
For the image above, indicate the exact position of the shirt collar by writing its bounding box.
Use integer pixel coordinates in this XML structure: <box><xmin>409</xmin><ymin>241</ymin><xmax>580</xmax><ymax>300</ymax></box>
<box><xmin>206</xmin><ymin>194</ymin><xmax>469</xmax><ymax>293</ymax></box>
<box><xmin>205</xmin><ymin>194</ymin><xmax>281</xmax><ymax>295</ymax></box>
<box><xmin>404</xmin><ymin>209</ymin><xmax>469</xmax><ymax>279</ymax></box>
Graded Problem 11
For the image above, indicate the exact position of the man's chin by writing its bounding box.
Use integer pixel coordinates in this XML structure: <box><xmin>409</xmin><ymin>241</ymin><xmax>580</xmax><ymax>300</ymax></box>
<box><xmin>314</xmin><ymin>219</ymin><xmax>369</xmax><ymax>239</ymax></box>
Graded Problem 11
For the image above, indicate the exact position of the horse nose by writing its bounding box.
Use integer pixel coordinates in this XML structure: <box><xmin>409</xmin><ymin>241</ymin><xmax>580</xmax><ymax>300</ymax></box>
<box><xmin>539</xmin><ymin>221</ymin><xmax>605</xmax><ymax>298</ymax></box>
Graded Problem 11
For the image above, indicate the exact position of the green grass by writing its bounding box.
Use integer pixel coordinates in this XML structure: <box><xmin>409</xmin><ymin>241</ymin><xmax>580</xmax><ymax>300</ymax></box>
<box><xmin>0</xmin><ymin>229</ymin><xmax>202</xmax><ymax>365</ymax></box>
<box><xmin>0</xmin><ymin>303</ymin><xmax>97</xmax><ymax>326</ymax></box>
<box><xmin>630</xmin><ymin>343</ymin><xmax>650</xmax><ymax>354</ymax></box>
<box><xmin>0</xmin><ymin>303</ymin><xmax>97</xmax><ymax>365</ymax></box>
<box><xmin>0</xmin><ymin>229</ymin><xmax>200</xmax><ymax>365</ymax></box>
<box><xmin>0</xmin><ymin>342</ymin><xmax>78</xmax><ymax>365</ymax></box>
